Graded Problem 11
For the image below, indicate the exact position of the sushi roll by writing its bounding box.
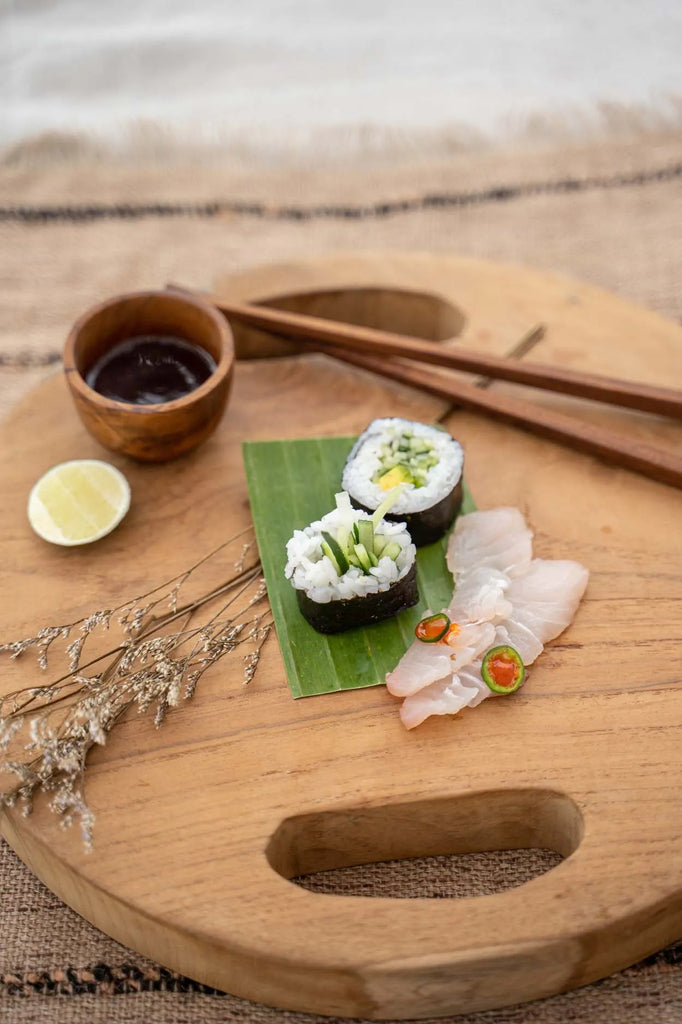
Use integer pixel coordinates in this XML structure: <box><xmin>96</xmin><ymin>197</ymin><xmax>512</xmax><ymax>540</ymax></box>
<box><xmin>285</xmin><ymin>491</ymin><xmax>418</xmax><ymax>634</ymax></box>
<box><xmin>342</xmin><ymin>418</ymin><xmax>464</xmax><ymax>546</ymax></box>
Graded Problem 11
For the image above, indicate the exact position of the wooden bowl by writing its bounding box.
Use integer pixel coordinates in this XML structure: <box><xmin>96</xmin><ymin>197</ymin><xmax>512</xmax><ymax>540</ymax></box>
<box><xmin>63</xmin><ymin>290</ymin><xmax>234</xmax><ymax>462</ymax></box>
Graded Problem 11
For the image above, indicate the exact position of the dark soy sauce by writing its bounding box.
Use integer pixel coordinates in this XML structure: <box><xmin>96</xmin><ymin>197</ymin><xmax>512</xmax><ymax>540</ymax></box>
<box><xmin>86</xmin><ymin>335</ymin><xmax>217</xmax><ymax>405</ymax></box>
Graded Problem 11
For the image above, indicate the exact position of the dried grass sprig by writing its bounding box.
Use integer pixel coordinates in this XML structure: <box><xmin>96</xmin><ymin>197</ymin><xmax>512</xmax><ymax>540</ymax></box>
<box><xmin>0</xmin><ymin>529</ymin><xmax>271</xmax><ymax>849</ymax></box>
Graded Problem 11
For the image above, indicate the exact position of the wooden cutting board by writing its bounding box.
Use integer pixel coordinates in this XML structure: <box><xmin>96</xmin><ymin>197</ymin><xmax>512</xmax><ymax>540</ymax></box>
<box><xmin>1</xmin><ymin>252</ymin><xmax>681</xmax><ymax>1019</ymax></box>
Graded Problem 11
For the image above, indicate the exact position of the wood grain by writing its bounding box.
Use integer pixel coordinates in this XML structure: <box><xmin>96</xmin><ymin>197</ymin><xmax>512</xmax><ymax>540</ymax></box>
<box><xmin>1</xmin><ymin>252</ymin><xmax>682</xmax><ymax>1019</ymax></box>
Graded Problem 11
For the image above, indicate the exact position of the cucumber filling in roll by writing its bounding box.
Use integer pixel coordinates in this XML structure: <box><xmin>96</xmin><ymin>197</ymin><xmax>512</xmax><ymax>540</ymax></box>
<box><xmin>342</xmin><ymin>418</ymin><xmax>464</xmax><ymax>546</ymax></box>
<box><xmin>285</xmin><ymin>491</ymin><xmax>418</xmax><ymax>634</ymax></box>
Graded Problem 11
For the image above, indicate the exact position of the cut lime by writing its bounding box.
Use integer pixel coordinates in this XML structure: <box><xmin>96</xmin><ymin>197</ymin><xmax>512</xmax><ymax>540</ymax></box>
<box><xmin>28</xmin><ymin>460</ymin><xmax>131</xmax><ymax>546</ymax></box>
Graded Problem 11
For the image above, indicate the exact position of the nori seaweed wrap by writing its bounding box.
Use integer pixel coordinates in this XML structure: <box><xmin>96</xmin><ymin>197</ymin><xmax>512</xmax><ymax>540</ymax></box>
<box><xmin>295</xmin><ymin>561</ymin><xmax>418</xmax><ymax>634</ymax></box>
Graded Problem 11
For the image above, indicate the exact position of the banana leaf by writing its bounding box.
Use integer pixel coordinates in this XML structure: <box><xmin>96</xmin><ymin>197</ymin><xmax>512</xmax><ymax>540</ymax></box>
<box><xmin>243</xmin><ymin>436</ymin><xmax>474</xmax><ymax>698</ymax></box>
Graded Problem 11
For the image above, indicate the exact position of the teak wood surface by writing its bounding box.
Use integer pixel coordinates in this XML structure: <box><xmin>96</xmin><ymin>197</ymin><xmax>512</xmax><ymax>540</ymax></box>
<box><xmin>1</xmin><ymin>252</ymin><xmax>681</xmax><ymax>1019</ymax></box>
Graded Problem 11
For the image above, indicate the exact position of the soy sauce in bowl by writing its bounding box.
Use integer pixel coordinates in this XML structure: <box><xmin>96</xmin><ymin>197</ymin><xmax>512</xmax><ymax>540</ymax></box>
<box><xmin>86</xmin><ymin>334</ymin><xmax>217</xmax><ymax>405</ymax></box>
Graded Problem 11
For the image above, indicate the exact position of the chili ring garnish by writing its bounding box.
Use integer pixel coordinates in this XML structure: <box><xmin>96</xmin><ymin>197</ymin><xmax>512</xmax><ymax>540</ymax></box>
<box><xmin>415</xmin><ymin>612</ymin><xmax>451</xmax><ymax>643</ymax></box>
<box><xmin>481</xmin><ymin>644</ymin><xmax>525</xmax><ymax>694</ymax></box>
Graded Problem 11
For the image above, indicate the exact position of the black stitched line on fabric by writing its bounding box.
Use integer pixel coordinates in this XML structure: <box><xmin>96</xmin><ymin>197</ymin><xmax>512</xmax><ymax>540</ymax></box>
<box><xmin>0</xmin><ymin>963</ymin><xmax>227</xmax><ymax>997</ymax></box>
<box><xmin>2</xmin><ymin>944</ymin><xmax>682</xmax><ymax>997</ymax></box>
<box><xmin>0</xmin><ymin>351</ymin><xmax>61</xmax><ymax>367</ymax></box>
<box><xmin>0</xmin><ymin>163</ymin><xmax>680</xmax><ymax>225</ymax></box>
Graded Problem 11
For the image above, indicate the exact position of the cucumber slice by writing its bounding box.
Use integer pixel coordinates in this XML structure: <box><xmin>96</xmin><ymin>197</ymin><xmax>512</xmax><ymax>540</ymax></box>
<box><xmin>372</xmin><ymin>484</ymin><xmax>405</xmax><ymax>529</ymax></box>
<box><xmin>320</xmin><ymin>540</ymin><xmax>340</xmax><ymax>574</ymax></box>
<box><xmin>409</xmin><ymin>439</ymin><xmax>431</xmax><ymax>454</ymax></box>
<box><xmin>356</xmin><ymin>519</ymin><xmax>374</xmax><ymax>552</ymax></box>
<box><xmin>320</xmin><ymin>531</ymin><xmax>349</xmax><ymax>576</ymax></box>
<box><xmin>372</xmin><ymin>533</ymin><xmax>387</xmax><ymax>556</ymax></box>
<box><xmin>336</xmin><ymin>525</ymin><xmax>351</xmax><ymax>559</ymax></box>
<box><xmin>353</xmin><ymin>543</ymin><xmax>372</xmax><ymax>573</ymax></box>
<box><xmin>381</xmin><ymin>541</ymin><xmax>402</xmax><ymax>561</ymax></box>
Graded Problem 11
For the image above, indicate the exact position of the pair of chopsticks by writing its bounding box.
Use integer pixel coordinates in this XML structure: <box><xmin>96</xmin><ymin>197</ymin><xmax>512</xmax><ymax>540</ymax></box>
<box><xmin>169</xmin><ymin>285</ymin><xmax>682</xmax><ymax>488</ymax></box>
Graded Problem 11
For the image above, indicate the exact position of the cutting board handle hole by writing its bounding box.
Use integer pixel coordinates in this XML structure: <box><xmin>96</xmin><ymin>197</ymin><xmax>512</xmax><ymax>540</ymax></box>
<box><xmin>231</xmin><ymin>286</ymin><xmax>466</xmax><ymax>360</ymax></box>
<box><xmin>267</xmin><ymin>788</ymin><xmax>582</xmax><ymax>898</ymax></box>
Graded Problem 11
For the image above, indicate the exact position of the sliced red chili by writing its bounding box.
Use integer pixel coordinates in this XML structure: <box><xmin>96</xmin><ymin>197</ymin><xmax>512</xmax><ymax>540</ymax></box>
<box><xmin>443</xmin><ymin>621</ymin><xmax>460</xmax><ymax>643</ymax></box>
<box><xmin>481</xmin><ymin>645</ymin><xmax>525</xmax><ymax>694</ymax></box>
<box><xmin>415</xmin><ymin>612</ymin><xmax>451</xmax><ymax>643</ymax></box>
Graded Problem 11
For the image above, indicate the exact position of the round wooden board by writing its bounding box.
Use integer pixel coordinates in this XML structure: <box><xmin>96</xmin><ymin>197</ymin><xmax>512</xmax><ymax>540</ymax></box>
<box><xmin>1</xmin><ymin>252</ymin><xmax>682</xmax><ymax>1020</ymax></box>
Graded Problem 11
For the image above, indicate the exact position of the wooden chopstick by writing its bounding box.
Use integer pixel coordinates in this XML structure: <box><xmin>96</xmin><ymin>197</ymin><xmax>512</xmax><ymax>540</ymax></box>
<box><xmin>315</xmin><ymin>343</ymin><xmax>682</xmax><ymax>489</ymax></box>
<box><xmin>172</xmin><ymin>286</ymin><xmax>682</xmax><ymax>421</ymax></box>
<box><xmin>167</xmin><ymin>284</ymin><xmax>682</xmax><ymax>487</ymax></box>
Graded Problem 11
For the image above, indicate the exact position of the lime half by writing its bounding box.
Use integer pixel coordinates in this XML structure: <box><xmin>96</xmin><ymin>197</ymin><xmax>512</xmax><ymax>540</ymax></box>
<box><xmin>28</xmin><ymin>459</ymin><xmax>131</xmax><ymax>546</ymax></box>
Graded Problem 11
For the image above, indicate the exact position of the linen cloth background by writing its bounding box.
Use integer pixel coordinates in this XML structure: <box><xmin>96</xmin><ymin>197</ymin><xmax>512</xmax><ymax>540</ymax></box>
<box><xmin>1</xmin><ymin>128</ymin><xmax>682</xmax><ymax>1022</ymax></box>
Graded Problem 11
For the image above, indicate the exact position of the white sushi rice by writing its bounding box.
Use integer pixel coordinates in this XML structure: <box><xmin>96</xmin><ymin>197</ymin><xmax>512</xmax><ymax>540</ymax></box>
<box><xmin>285</xmin><ymin>492</ymin><xmax>416</xmax><ymax>604</ymax></box>
<box><xmin>342</xmin><ymin>418</ymin><xmax>464</xmax><ymax>515</ymax></box>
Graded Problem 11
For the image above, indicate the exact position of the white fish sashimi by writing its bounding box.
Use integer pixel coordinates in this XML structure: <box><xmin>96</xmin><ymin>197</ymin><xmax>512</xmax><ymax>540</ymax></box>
<box><xmin>400</xmin><ymin>673</ymin><xmax>483</xmax><ymax>730</ymax></box>
<box><xmin>445</xmin><ymin>620</ymin><xmax>497</xmax><ymax>669</ymax></box>
<box><xmin>505</xmin><ymin>559</ymin><xmax>589</xmax><ymax>645</ymax></box>
<box><xmin>385</xmin><ymin>641</ymin><xmax>453</xmax><ymax>697</ymax></box>
<box><xmin>448</xmin><ymin>566</ymin><xmax>513</xmax><ymax>623</ymax></box>
<box><xmin>386</xmin><ymin>506</ymin><xmax>589</xmax><ymax>729</ymax></box>
<box><xmin>447</xmin><ymin>507</ymin><xmax>533</xmax><ymax>579</ymax></box>
<box><xmin>493</xmin><ymin>622</ymin><xmax>544</xmax><ymax>667</ymax></box>
<box><xmin>386</xmin><ymin>620</ymin><xmax>495</xmax><ymax>697</ymax></box>
<box><xmin>457</xmin><ymin>661</ymin><xmax>492</xmax><ymax>708</ymax></box>
<box><xmin>399</xmin><ymin>658</ymin><xmax>503</xmax><ymax>730</ymax></box>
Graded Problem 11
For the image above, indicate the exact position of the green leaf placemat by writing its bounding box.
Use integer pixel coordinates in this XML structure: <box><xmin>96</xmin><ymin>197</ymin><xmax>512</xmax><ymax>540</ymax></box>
<box><xmin>242</xmin><ymin>436</ymin><xmax>475</xmax><ymax>699</ymax></box>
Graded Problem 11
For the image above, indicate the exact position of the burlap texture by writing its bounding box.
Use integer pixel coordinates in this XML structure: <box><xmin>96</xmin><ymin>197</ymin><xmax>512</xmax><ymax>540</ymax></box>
<box><xmin>1</xmin><ymin>130</ymin><xmax>681</xmax><ymax>1022</ymax></box>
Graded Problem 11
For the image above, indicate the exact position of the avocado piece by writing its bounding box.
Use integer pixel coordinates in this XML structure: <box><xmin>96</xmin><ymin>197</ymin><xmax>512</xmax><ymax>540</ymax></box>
<box><xmin>377</xmin><ymin>464</ymin><xmax>413</xmax><ymax>490</ymax></box>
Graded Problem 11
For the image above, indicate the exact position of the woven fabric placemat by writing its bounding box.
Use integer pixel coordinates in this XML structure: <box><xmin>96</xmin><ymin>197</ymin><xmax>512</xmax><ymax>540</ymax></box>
<box><xmin>1</xmin><ymin>130</ymin><xmax>681</xmax><ymax>414</ymax></box>
<box><xmin>1</xmin><ymin>130</ymin><xmax>681</xmax><ymax>1023</ymax></box>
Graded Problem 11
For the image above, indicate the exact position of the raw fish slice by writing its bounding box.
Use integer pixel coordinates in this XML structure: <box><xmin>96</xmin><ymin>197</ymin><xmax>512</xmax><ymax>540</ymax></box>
<box><xmin>515</xmin><ymin>606</ymin><xmax>579</xmax><ymax>640</ymax></box>
<box><xmin>505</xmin><ymin>559</ymin><xmax>589</xmax><ymax>645</ymax></box>
<box><xmin>493</xmin><ymin>622</ymin><xmax>544</xmax><ymax>667</ymax></box>
<box><xmin>448</xmin><ymin>566</ymin><xmax>512</xmax><ymax>623</ymax></box>
<box><xmin>385</xmin><ymin>642</ymin><xmax>453</xmax><ymax>697</ymax></box>
<box><xmin>399</xmin><ymin>673</ymin><xmax>482</xmax><ymax>730</ymax></box>
<box><xmin>400</xmin><ymin>652</ymin><xmax>529</xmax><ymax>730</ymax></box>
<box><xmin>387</xmin><ymin>506</ymin><xmax>589</xmax><ymax>729</ymax></box>
<box><xmin>447</xmin><ymin>508</ymin><xmax>533</xmax><ymax>579</ymax></box>
<box><xmin>445</xmin><ymin>620</ymin><xmax>497</xmax><ymax>670</ymax></box>
<box><xmin>386</xmin><ymin>620</ymin><xmax>495</xmax><ymax>697</ymax></box>
<box><xmin>457</xmin><ymin>661</ymin><xmax>492</xmax><ymax>708</ymax></box>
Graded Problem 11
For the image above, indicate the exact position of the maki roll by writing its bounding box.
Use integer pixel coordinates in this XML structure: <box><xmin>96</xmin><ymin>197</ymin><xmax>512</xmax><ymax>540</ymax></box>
<box><xmin>342</xmin><ymin>418</ymin><xmax>464</xmax><ymax>546</ymax></box>
<box><xmin>285</xmin><ymin>491</ymin><xmax>418</xmax><ymax>634</ymax></box>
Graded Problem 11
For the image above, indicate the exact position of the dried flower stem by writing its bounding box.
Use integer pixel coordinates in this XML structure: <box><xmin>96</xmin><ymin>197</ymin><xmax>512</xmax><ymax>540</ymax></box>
<box><xmin>1</xmin><ymin>563</ymin><xmax>263</xmax><ymax>721</ymax></box>
<box><xmin>0</xmin><ymin>529</ymin><xmax>272</xmax><ymax>849</ymax></box>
